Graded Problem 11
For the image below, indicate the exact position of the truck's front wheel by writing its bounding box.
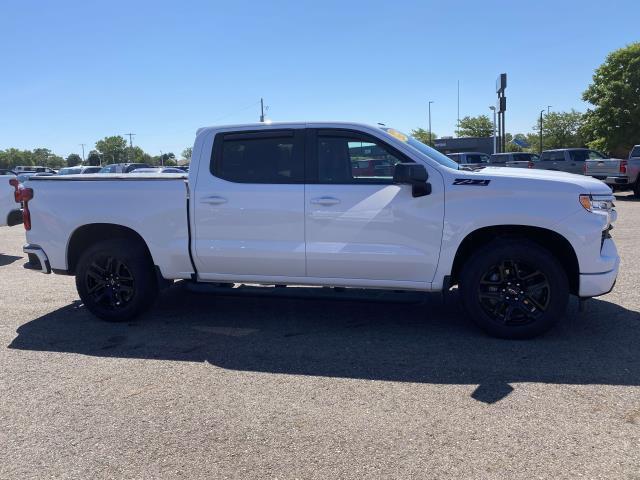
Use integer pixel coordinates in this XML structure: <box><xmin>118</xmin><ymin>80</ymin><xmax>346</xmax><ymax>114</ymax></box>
<box><xmin>459</xmin><ymin>240</ymin><xmax>569</xmax><ymax>339</ymax></box>
<box><xmin>75</xmin><ymin>239</ymin><xmax>158</xmax><ymax>322</ymax></box>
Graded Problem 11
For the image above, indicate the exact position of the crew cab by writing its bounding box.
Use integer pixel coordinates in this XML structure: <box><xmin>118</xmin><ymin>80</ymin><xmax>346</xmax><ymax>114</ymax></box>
<box><xmin>585</xmin><ymin>145</ymin><xmax>640</xmax><ymax>197</ymax></box>
<box><xmin>19</xmin><ymin>122</ymin><xmax>619</xmax><ymax>339</ymax></box>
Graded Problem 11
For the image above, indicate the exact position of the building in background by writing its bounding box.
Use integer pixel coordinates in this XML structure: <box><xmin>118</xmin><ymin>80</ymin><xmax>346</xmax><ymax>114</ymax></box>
<box><xmin>433</xmin><ymin>137</ymin><xmax>494</xmax><ymax>155</ymax></box>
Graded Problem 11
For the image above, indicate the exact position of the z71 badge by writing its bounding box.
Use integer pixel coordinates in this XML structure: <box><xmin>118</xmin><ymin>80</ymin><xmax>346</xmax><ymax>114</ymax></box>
<box><xmin>453</xmin><ymin>179</ymin><xmax>491</xmax><ymax>186</ymax></box>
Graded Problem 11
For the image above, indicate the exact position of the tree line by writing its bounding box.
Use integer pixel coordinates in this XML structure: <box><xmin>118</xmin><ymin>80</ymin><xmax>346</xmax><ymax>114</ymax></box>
<box><xmin>0</xmin><ymin>136</ymin><xmax>193</xmax><ymax>171</ymax></box>
<box><xmin>412</xmin><ymin>42</ymin><xmax>640</xmax><ymax>157</ymax></box>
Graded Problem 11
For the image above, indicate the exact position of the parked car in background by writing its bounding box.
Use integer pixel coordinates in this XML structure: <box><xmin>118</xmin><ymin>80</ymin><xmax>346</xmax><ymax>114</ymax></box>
<box><xmin>490</xmin><ymin>152</ymin><xmax>540</xmax><ymax>168</ymax></box>
<box><xmin>1</xmin><ymin>173</ymin><xmax>21</xmax><ymax>227</ymax></box>
<box><xmin>130</xmin><ymin>167</ymin><xmax>187</xmax><ymax>174</ymax></box>
<box><xmin>20</xmin><ymin>121</ymin><xmax>619</xmax><ymax>339</ymax></box>
<box><xmin>447</xmin><ymin>152</ymin><xmax>491</xmax><ymax>168</ymax></box>
<box><xmin>99</xmin><ymin>163</ymin><xmax>151</xmax><ymax>174</ymax></box>
<box><xmin>0</xmin><ymin>169</ymin><xmax>16</xmax><ymax>176</ymax></box>
<box><xmin>58</xmin><ymin>166</ymin><xmax>103</xmax><ymax>175</ymax></box>
<box><xmin>81</xmin><ymin>166</ymin><xmax>103</xmax><ymax>174</ymax></box>
<box><xmin>13</xmin><ymin>166</ymin><xmax>57</xmax><ymax>174</ymax></box>
<box><xmin>584</xmin><ymin>145</ymin><xmax>640</xmax><ymax>197</ymax></box>
<box><xmin>537</xmin><ymin>148</ymin><xmax>606</xmax><ymax>175</ymax></box>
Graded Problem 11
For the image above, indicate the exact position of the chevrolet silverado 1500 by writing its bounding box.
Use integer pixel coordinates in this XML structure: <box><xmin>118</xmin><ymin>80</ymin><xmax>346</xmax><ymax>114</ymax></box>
<box><xmin>19</xmin><ymin>122</ymin><xmax>619</xmax><ymax>339</ymax></box>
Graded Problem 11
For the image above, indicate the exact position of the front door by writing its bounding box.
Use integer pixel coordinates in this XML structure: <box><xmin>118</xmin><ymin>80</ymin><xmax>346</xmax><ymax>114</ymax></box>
<box><xmin>304</xmin><ymin>129</ymin><xmax>444</xmax><ymax>287</ymax></box>
<box><xmin>192</xmin><ymin>129</ymin><xmax>306</xmax><ymax>281</ymax></box>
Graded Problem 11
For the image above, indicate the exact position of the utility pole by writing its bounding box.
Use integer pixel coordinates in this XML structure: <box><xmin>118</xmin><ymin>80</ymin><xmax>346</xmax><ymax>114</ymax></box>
<box><xmin>260</xmin><ymin>98</ymin><xmax>265</xmax><ymax>122</ymax></box>
<box><xmin>79</xmin><ymin>144</ymin><xmax>86</xmax><ymax>163</ymax></box>
<box><xmin>539</xmin><ymin>109</ymin><xmax>545</xmax><ymax>154</ymax></box>
<box><xmin>456</xmin><ymin>80</ymin><xmax>460</xmax><ymax>137</ymax></box>
<box><xmin>489</xmin><ymin>106</ymin><xmax>497</xmax><ymax>154</ymax></box>
<box><xmin>428</xmin><ymin>100</ymin><xmax>434</xmax><ymax>146</ymax></box>
<box><xmin>159</xmin><ymin>150</ymin><xmax>164</xmax><ymax>167</ymax></box>
<box><xmin>124</xmin><ymin>133</ymin><xmax>136</xmax><ymax>163</ymax></box>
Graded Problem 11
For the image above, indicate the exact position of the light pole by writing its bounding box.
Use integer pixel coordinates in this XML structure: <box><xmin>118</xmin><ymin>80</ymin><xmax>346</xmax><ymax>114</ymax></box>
<box><xmin>539</xmin><ymin>109</ymin><xmax>545</xmax><ymax>154</ymax></box>
<box><xmin>547</xmin><ymin>105</ymin><xmax>552</xmax><ymax>115</ymax></box>
<box><xmin>489</xmin><ymin>106</ymin><xmax>497</xmax><ymax>154</ymax></box>
<box><xmin>428</xmin><ymin>101</ymin><xmax>434</xmax><ymax>146</ymax></box>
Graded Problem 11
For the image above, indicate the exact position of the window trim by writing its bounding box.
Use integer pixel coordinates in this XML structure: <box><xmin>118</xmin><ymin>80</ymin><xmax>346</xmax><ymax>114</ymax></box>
<box><xmin>210</xmin><ymin>129</ymin><xmax>305</xmax><ymax>184</ymax></box>
<box><xmin>305</xmin><ymin>128</ymin><xmax>413</xmax><ymax>185</ymax></box>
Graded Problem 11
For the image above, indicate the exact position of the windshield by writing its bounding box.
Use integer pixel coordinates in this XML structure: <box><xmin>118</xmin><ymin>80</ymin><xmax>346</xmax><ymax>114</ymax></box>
<box><xmin>381</xmin><ymin>128</ymin><xmax>460</xmax><ymax>170</ymax></box>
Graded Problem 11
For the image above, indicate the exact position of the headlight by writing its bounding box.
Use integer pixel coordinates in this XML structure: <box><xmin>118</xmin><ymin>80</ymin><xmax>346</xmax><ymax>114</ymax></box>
<box><xmin>579</xmin><ymin>194</ymin><xmax>614</xmax><ymax>213</ymax></box>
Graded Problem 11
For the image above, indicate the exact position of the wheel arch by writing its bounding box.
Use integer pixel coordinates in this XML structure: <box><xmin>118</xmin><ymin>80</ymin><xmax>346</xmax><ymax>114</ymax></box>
<box><xmin>66</xmin><ymin>223</ymin><xmax>154</xmax><ymax>275</ymax></box>
<box><xmin>450</xmin><ymin>225</ymin><xmax>580</xmax><ymax>295</ymax></box>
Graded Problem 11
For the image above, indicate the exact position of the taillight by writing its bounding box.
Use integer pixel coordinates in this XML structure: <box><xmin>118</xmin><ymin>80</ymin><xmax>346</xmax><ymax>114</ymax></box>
<box><xmin>9</xmin><ymin>178</ymin><xmax>22</xmax><ymax>202</ymax></box>
<box><xmin>21</xmin><ymin>187</ymin><xmax>33</xmax><ymax>230</ymax></box>
<box><xmin>620</xmin><ymin>160</ymin><xmax>628</xmax><ymax>174</ymax></box>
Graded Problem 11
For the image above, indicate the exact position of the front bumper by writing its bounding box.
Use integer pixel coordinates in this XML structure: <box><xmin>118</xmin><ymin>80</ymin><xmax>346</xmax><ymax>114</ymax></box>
<box><xmin>578</xmin><ymin>238</ymin><xmax>619</xmax><ymax>297</ymax></box>
<box><xmin>23</xmin><ymin>244</ymin><xmax>51</xmax><ymax>274</ymax></box>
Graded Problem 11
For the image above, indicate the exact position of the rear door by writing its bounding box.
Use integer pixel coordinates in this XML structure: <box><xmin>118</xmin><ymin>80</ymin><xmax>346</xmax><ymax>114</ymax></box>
<box><xmin>304</xmin><ymin>128</ymin><xmax>444</xmax><ymax>287</ymax></box>
<box><xmin>193</xmin><ymin>129</ymin><xmax>306</xmax><ymax>280</ymax></box>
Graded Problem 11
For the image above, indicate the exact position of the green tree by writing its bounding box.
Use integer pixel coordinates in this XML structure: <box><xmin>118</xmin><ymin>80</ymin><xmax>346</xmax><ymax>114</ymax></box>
<box><xmin>581</xmin><ymin>42</ymin><xmax>640</xmax><ymax>157</ymax></box>
<box><xmin>95</xmin><ymin>136</ymin><xmax>127</xmax><ymax>164</ymax></box>
<box><xmin>66</xmin><ymin>153</ymin><xmax>82</xmax><ymax>167</ymax></box>
<box><xmin>457</xmin><ymin>115</ymin><xmax>494</xmax><ymax>137</ymax></box>
<box><xmin>87</xmin><ymin>150</ymin><xmax>102</xmax><ymax>166</ymax></box>
<box><xmin>410</xmin><ymin>128</ymin><xmax>438</xmax><ymax>146</ymax></box>
<box><xmin>533</xmin><ymin>110</ymin><xmax>585</xmax><ymax>151</ymax></box>
<box><xmin>181</xmin><ymin>147</ymin><xmax>192</xmax><ymax>161</ymax></box>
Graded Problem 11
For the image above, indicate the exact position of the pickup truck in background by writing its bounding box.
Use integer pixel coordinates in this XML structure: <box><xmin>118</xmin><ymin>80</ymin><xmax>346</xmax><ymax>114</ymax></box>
<box><xmin>1</xmin><ymin>174</ymin><xmax>22</xmax><ymax>227</ymax></box>
<box><xmin>490</xmin><ymin>152</ymin><xmax>539</xmax><ymax>169</ymax></box>
<box><xmin>19</xmin><ymin>122</ymin><xmax>619</xmax><ymax>339</ymax></box>
<box><xmin>537</xmin><ymin>148</ymin><xmax>608</xmax><ymax>174</ymax></box>
<box><xmin>584</xmin><ymin>145</ymin><xmax>640</xmax><ymax>197</ymax></box>
<box><xmin>446</xmin><ymin>152</ymin><xmax>491</xmax><ymax>169</ymax></box>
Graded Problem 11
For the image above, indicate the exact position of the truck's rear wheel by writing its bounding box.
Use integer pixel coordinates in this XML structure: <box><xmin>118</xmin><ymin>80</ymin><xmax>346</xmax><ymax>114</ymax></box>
<box><xmin>459</xmin><ymin>240</ymin><xmax>569</xmax><ymax>339</ymax></box>
<box><xmin>75</xmin><ymin>239</ymin><xmax>158</xmax><ymax>322</ymax></box>
<box><xmin>633</xmin><ymin>179</ymin><xmax>640</xmax><ymax>198</ymax></box>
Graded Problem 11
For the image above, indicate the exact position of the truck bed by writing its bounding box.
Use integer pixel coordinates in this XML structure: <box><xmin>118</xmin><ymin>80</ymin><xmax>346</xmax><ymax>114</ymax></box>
<box><xmin>26</xmin><ymin>174</ymin><xmax>194</xmax><ymax>279</ymax></box>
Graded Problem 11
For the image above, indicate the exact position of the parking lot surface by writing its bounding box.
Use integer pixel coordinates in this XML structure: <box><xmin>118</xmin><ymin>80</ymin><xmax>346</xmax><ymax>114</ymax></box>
<box><xmin>1</xmin><ymin>193</ymin><xmax>639</xmax><ymax>479</ymax></box>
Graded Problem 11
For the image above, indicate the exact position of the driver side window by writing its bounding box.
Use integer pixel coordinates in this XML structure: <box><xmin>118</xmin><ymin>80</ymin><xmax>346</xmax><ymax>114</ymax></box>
<box><xmin>316</xmin><ymin>133</ymin><xmax>409</xmax><ymax>184</ymax></box>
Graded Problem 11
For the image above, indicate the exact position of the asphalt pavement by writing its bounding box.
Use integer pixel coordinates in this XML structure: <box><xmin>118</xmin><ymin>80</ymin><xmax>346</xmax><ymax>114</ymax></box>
<box><xmin>1</xmin><ymin>193</ymin><xmax>639</xmax><ymax>479</ymax></box>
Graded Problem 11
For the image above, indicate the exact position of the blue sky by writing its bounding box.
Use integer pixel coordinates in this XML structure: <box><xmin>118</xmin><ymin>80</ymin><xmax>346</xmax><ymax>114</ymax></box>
<box><xmin>1</xmin><ymin>0</ymin><xmax>638</xmax><ymax>158</ymax></box>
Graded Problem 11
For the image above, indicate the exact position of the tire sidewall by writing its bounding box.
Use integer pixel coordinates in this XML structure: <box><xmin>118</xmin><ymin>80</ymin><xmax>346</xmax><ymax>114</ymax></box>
<box><xmin>460</xmin><ymin>241</ymin><xmax>569</xmax><ymax>339</ymax></box>
<box><xmin>75</xmin><ymin>239</ymin><xmax>157</xmax><ymax>322</ymax></box>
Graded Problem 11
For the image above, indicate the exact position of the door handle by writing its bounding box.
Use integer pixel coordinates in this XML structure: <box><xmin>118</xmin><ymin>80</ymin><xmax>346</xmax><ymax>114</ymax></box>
<box><xmin>310</xmin><ymin>196</ymin><xmax>340</xmax><ymax>206</ymax></box>
<box><xmin>201</xmin><ymin>195</ymin><xmax>228</xmax><ymax>205</ymax></box>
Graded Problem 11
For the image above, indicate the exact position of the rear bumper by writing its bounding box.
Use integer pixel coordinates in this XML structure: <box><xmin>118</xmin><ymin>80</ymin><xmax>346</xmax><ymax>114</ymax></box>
<box><xmin>597</xmin><ymin>175</ymin><xmax>630</xmax><ymax>185</ymax></box>
<box><xmin>23</xmin><ymin>244</ymin><xmax>51</xmax><ymax>274</ymax></box>
<box><xmin>578</xmin><ymin>238</ymin><xmax>619</xmax><ymax>297</ymax></box>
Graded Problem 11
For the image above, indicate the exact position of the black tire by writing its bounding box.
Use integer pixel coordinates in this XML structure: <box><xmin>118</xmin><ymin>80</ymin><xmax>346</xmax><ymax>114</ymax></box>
<box><xmin>459</xmin><ymin>239</ymin><xmax>569</xmax><ymax>339</ymax></box>
<box><xmin>633</xmin><ymin>179</ymin><xmax>640</xmax><ymax>198</ymax></box>
<box><xmin>75</xmin><ymin>238</ymin><xmax>158</xmax><ymax>322</ymax></box>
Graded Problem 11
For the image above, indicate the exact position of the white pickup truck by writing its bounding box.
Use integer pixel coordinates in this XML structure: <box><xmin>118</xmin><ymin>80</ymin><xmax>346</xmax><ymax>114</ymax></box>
<box><xmin>19</xmin><ymin>122</ymin><xmax>620</xmax><ymax>339</ymax></box>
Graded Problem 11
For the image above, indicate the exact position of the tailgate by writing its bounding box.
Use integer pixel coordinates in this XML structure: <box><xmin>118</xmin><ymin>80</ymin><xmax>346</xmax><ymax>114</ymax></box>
<box><xmin>585</xmin><ymin>159</ymin><xmax>620</xmax><ymax>177</ymax></box>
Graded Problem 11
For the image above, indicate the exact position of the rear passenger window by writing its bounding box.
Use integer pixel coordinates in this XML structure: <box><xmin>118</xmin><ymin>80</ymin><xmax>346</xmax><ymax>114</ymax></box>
<box><xmin>212</xmin><ymin>131</ymin><xmax>303</xmax><ymax>183</ymax></box>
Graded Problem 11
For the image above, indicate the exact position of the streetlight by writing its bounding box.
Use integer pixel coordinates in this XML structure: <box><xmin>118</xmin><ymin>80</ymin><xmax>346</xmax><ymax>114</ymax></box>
<box><xmin>547</xmin><ymin>105</ymin><xmax>552</xmax><ymax>115</ymax></box>
<box><xmin>489</xmin><ymin>105</ymin><xmax>497</xmax><ymax>154</ymax></box>
<box><xmin>428</xmin><ymin>101</ymin><xmax>434</xmax><ymax>146</ymax></box>
<box><xmin>539</xmin><ymin>109</ymin><xmax>545</xmax><ymax>154</ymax></box>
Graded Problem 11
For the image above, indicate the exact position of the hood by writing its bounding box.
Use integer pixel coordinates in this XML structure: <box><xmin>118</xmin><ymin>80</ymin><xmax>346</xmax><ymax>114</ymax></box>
<box><xmin>468</xmin><ymin>167</ymin><xmax>612</xmax><ymax>195</ymax></box>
